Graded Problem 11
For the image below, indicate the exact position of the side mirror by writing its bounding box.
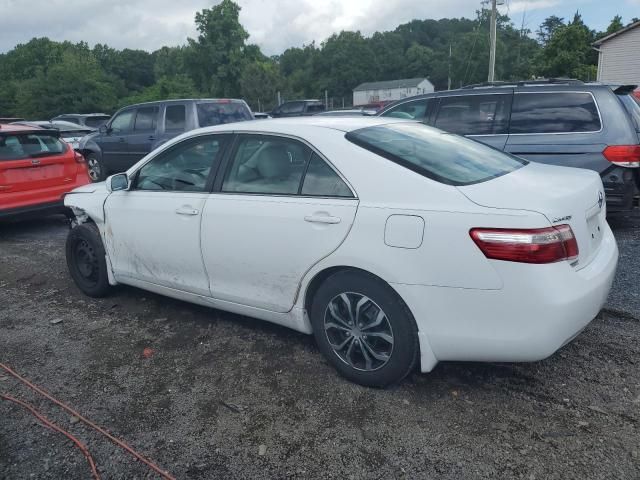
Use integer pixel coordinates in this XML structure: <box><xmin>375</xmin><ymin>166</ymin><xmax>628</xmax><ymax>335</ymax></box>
<box><xmin>106</xmin><ymin>173</ymin><xmax>129</xmax><ymax>192</ymax></box>
<box><xmin>98</xmin><ymin>124</ymin><xmax>109</xmax><ymax>134</ymax></box>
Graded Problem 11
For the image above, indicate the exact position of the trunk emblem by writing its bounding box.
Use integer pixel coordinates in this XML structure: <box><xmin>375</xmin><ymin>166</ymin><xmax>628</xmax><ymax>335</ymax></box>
<box><xmin>31</xmin><ymin>159</ymin><xmax>40</xmax><ymax>165</ymax></box>
<box><xmin>598</xmin><ymin>191</ymin><xmax>604</xmax><ymax>209</ymax></box>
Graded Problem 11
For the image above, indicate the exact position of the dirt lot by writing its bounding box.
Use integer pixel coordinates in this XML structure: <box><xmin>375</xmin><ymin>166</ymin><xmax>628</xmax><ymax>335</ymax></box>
<box><xmin>1</xmin><ymin>215</ymin><xmax>639</xmax><ymax>480</ymax></box>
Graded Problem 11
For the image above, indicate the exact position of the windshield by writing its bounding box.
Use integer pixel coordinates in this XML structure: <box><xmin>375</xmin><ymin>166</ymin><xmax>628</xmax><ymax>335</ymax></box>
<box><xmin>618</xmin><ymin>94</ymin><xmax>640</xmax><ymax>132</ymax></box>
<box><xmin>0</xmin><ymin>132</ymin><xmax>66</xmax><ymax>160</ymax></box>
<box><xmin>197</xmin><ymin>102</ymin><xmax>252</xmax><ymax>127</ymax></box>
<box><xmin>345</xmin><ymin>122</ymin><xmax>527</xmax><ymax>186</ymax></box>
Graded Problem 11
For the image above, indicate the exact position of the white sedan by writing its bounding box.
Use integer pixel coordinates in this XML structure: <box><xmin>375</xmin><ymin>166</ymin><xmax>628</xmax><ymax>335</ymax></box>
<box><xmin>64</xmin><ymin>117</ymin><xmax>618</xmax><ymax>387</ymax></box>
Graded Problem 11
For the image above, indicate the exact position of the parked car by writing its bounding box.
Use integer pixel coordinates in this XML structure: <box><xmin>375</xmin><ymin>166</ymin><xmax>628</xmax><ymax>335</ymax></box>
<box><xmin>64</xmin><ymin>117</ymin><xmax>617</xmax><ymax>387</ymax></box>
<box><xmin>315</xmin><ymin>108</ymin><xmax>377</xmax><ymax>116</ymax></box>
<box><xmin>270</xmin><ymin>100</ymin><xmax>325</xmax><ymax>117</ymax></box>
<box><xmin>253</xmin><ymin>112</ymin><xmax>271</xmax><ymax>119</ymax></box>
<box><xmin>11</xmin><ymin>120</ymin><xmax>94</xmax><ymax>150</ymax></box>
<box><xmin>0</xmin><ymin>123</ymin><xmax>90</xmax><ymax>219</ymax></box>
<box><xmin>378</xmin><ymin>79</ymin><xmax>640</xmax><ymax>215</ymax></box>
<box><xmin>51</xmin><ymin>113</ymin><xmax>111</xmax><ymax>129</ymax></box>
<box><xmin>77</xmin><ymin>98</ymin><xmax>253</xmax><ymax>181</ymax></box>
<box><xmin>0</xmin><ymin>117</ymin><xmax>25</xmax><ymax>124</ymax></box>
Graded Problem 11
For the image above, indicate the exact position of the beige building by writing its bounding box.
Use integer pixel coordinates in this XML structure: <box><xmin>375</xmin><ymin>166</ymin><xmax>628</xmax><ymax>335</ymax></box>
<box><xmin>353</xmin><ymin>78</ymin><xmax>434</xmax><ymax>106</ymax></box>
<box><xmin>594</xmin><ymin>20</ymin><xmax>640</xmax><ymax>84</ymax></box>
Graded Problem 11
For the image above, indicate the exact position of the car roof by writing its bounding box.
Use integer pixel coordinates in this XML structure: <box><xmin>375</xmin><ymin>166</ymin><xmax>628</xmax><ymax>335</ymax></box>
<box><xmin>118</xmin><ymin>98</ymin><xmax>247</xmax><ymax>109</ymax></box>
<box><xmin>0</xmin><ymin>123</ymin><xmax>47</xmax><ymax>133</ymax></box>
<box><xmin>194</xmin><ymin>116</ymin><xmax>411</xmax><ymax>135</ymax></box>
<box><xmin>54</xmin><ymin>113</ymin><xmax>109</xmax><ymax>118</ymax></box>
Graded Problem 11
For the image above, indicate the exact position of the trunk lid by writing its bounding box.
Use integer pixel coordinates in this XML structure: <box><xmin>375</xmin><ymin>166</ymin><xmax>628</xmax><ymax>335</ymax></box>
<box><xmin>0</xmin><ymin>130</ymin><xmax>77</xmax><ymax>194</ymax></box>
<box><xmin>457</xmin><ymin>162</ymin><xmax>606</xmax><ymax>269</ymax></box>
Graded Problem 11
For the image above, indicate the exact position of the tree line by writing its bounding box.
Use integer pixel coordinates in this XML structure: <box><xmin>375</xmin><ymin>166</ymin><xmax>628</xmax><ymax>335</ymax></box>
<box><xmin>0</xmin><ymin>0</ymin><xmax>634</xmax><ymax>118</ymax></box>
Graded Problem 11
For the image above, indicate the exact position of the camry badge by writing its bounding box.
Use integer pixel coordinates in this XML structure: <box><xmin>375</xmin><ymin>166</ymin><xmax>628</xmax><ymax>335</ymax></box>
<box><xmin>598</xmin><ymin>191</ymin><xmax>604</xmax><ymax>209</ymax></box>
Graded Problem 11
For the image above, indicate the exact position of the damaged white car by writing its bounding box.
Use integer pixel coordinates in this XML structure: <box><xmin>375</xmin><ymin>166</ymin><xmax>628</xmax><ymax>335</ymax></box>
<box><xmin>65</xmin><ymin>117</ymin><xmax>618</xmax><ymax>387</ymax></box>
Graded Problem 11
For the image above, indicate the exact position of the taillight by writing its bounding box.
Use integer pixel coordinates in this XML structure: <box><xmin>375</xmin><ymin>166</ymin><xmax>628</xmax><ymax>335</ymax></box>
<box><xmin>603</xmin><ymin>145</ymin><xmax>640</xmax><ymax>167</ymax></box>
<box><xmin>469</xmin><ymin>225</ymin><xmax>579</xmax><ymax>264</ymax></box>
<box><xmin>74</xmin><ymin>151</ymin><xmax>85</xmax><ymax>164</ymax></box>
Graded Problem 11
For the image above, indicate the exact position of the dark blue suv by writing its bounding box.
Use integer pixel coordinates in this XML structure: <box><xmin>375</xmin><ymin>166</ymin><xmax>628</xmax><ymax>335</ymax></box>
<box><xmin>378</xmin><ymin>80</ymin><xmax>640</xmax><ymax>214</ymax></box>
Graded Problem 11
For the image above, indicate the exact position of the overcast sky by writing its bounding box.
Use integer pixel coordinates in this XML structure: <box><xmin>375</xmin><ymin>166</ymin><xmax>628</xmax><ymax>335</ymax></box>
<box><xmin>1</xmin><ymin>0</ymin><xmax>638</xmax><ymax>55</ymax></box>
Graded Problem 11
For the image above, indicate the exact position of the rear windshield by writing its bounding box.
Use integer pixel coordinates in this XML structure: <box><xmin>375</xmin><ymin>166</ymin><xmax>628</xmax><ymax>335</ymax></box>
<box><xmin>84</xmin><ymin>116</ymin><xmax>110</xmax><ymax>128</ymax></box>
<box><xmin>618</xmin><ymin>94</ymin><xmax>640</xmax><ymax>132</ymax></box>
<box><xmin>345</xmin><ymin>123</ymin><xmax>527</xmax><ymax>186</ymax></box>
<box><xmin>0</xmin><ymin>132</ymin><xmax>66</xmax><ymax>160</ymax></box>
<box><xmin>197</xmin><ymin>102</ymin><xmax>252</xmax><ymax>127</ymax></box>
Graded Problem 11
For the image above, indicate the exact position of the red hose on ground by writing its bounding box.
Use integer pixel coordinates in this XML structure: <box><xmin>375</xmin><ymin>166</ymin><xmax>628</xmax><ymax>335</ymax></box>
<box><xmin>0</xmin><ymin>393</ymin><xmax>101</xmax><ymax>480</ymax></box>
<box><xmin>0</xmin><ymin>362</ymin><xmax>175</xmax><ymax>480</ymax></box>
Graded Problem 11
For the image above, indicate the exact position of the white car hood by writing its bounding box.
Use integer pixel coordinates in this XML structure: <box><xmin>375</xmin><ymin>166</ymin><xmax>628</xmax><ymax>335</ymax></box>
<box><xmin>68</xmin><ymin>181</ymin><xmax>107</xmax><ymax>195</ymax></box>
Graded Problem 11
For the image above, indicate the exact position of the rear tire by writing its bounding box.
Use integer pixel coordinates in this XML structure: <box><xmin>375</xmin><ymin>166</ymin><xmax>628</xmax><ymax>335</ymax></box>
<box><xmin>66</xmin><ymin>223</ymin><xmax>111</xmax><ymax>297</ymax></box>
<box><xmin>86</xmin><ymin>153</ymin><xmax>106</xmax><ymax>182</ymax></box>
<box><xmin>310</xmin><ymin>270</ymin><xmax>419</xmax><ymax>388</ymax></box>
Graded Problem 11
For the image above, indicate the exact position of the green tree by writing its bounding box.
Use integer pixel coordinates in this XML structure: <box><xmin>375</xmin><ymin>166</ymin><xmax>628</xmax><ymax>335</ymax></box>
<box><xmin>536</xmin><ymin>15</ymin><xmax>564</xmax><ymax>45</ymax></box>
<box><xmin>604</xmin><ymin>15</ymin><xmax>624</xmax><ymax>35</ymax></box>
<box><xmin>404</xmin><ymin>43</ymin><xmax>434</xmax><ymax>78</ymax></box>
<box><xmin>185</xmin><ymin>0</ymin><xmax>249</xmax><ymax>96</ymax></box>
<box><xmin>239</xmin><ymin>61</ymin><xmax>283</xmax><ymax>111</ymax></box>
<box><xmin>120</xmin><ymin>75</ymin><xmax>199</xmax><ymax>106</ymax></box>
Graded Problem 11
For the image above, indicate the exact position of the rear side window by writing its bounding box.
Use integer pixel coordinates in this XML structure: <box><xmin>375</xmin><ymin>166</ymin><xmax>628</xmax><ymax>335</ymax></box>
<box><xmin>280</xmin><ymin>102</ymin><xmax>304</xmax><ymax>114</ymax></box>
<box><xmin>618</xmin><ymin>94</ymin><xmax>640</xmax><ymax>132</ymax></box>
<box><xmin>165</xmin><ymin>105</ymin><xmax>186</xmax><ymax>131</ymax></box>
<box><xmin>134</xmin><ymin>107</ymin><xmax>159</xmax><ymax>131</ymax></box>
<box><xmin>434</xmin><ymin>94</ymin><xmax>510</xmax><ymax>135</ymax></box>
<box><xmin>306</xmin><ymin>103</ymin><xmax>325</xmax><ymax>113</ymax></box>
<box><xmin>0</xmin><ymin>133</ymin><xmax>66</xmax><ymax>160</ymax></box>
<box><xmin>84</xmin><ymin>116</ymin><xmax>110</xmax><ymax>128</ymax></box>
<box><xmin>301</xmin><ymin>153</ymin><xmax>353</xmax><ymax>197</ymax></box>
<box><xmin>381</xmin><ymin>98</ymin><xmax>435</xmax><ymax>121</ymax></box>
<box><xmin>197</xmin><ymin>102</ymin><xmax>252</xmax><ymax>127</ymax></box>
<box><xmin>346</xmin><ymin>123</ymin><xmax>526</xmax><ymax>186</ymax></box>
<box><xmin>510</xmin><ymin>92</ymin><xmax>601</xmax><ymax>134</ymax></box>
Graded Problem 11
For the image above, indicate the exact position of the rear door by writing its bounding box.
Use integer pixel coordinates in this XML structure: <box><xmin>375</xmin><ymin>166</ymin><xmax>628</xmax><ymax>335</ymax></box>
<box><xmin>432</xmin><ymin>92</ymin><xmax>512</xmax><ymax>150</ymax></box>
<box><xmin>201</xmin><ymin>134</ymin><xmax>358</xmax><ymax>313</ymax></box>
<box><xmin>158</xmin><ymin>103</ymin><xmax>188</xmax><ymax>147</ymax></box>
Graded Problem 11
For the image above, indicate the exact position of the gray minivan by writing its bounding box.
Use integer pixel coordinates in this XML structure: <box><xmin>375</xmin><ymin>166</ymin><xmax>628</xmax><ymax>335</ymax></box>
<box><xmin>378</xmin><ymin>80</ymin><xmax>640</xmax><ymax>214</ymax></box>
<box><xmin>78</xmin><ymin>99</ymin><xmax>253</xmax><ymax>181</ymax></box>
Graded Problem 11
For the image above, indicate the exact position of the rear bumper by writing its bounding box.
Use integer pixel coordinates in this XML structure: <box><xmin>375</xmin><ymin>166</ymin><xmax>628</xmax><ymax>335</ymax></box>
<box><xmin>602</xmin><ymin>167</ymin><xmax>639</xmax><ymax>213</ymax></box>
<box><xmin>393</xmin><ymin>224</ymin><xmax>618</xmax><ymax>372</ymax></box>
<box><xmin>0</xmin><ymin>200</ymin><xmax>68</xmax><ymax>220</ymax></box>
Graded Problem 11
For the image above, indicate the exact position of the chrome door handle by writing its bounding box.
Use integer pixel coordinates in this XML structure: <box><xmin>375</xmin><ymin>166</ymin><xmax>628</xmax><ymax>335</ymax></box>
<box><xmin>175</xmin><ymin>206</ymin><xmax>199</xmax><ymax>216</ymax></box>
<box><xmin>304</xmin><ymin>214</ymin><xmax>341</xmax><ymax>224</ymax></box>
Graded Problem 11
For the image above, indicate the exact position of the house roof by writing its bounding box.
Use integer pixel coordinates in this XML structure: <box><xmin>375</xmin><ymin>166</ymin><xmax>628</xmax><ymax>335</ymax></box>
<box><xmin>593</xmin><ymin>20</ymin><xmax>640</xmax><ymax>46</ymax></box>
<box><xmin>353</xmin><ymin>78</ymin><xmax>432</xmax><ymax>92</ymax></box>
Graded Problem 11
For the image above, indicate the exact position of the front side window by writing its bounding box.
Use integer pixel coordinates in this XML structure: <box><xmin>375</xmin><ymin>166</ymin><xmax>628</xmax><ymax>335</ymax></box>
<box><xmin>434</xmin><ymin>94</ymin><xmax>510</xmax><ymax>135</ymax></box>
<box><xmin>0</xmin><ymin>133</ymin><xmax>66</xmax><ymax>160</ymax></box>
<box><xmin>110</xmin><ymin>110</ymin><xmax>134</xmax><ymax>133</ymax></box>
<box><xmin>346</xmin><ymin>123</ymin><xmax>526</xmax><ymax>186</ymax></box>
<box><xmin>510</xmin><ymin>92</ymin><xmax>601</xmax><ymax>134</ymax></box>
<box><xmin>197</xmin><ymin>102</ymin><xmax>252</xmax><ymax>127</ymax></box>
<box><xmin>165</xmin><ymin>105</ymin><xmax>186</xmax><ymax>131</ymax></box>
<box><xmin>134</xmin><ymin>135</ymin><xmax>227</xmax><ymax>192</ymax></box>
<box><xmin>134</xmin><ymin>107</ymin><xmax>158</xmax><ymax>132</ymax></box>
<box><xmin>301</xmin><ymin>153</ymin><xmax>353</xmax><ymax>197</ymax></box>
<box><xmin>222</xmin><ymin>135</ymin><xmax>311</xmax><ymax>195</ymax></box>
<box><xmin>381</xmin><ymin>99</ymin><xmax>433</xmax><ymax>121</ymax></box>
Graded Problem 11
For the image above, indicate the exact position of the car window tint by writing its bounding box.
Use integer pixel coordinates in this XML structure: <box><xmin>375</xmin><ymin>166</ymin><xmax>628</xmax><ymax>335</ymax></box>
<box><xmin>510</xmin><ymin>92</ymin><xmax>601</xmax><ymax>134</ymax></box>
<box><xmin>382</xmin><ymin>99</ymin><xmax>432</xmax><ymax>120</ymax></box>
<box><xmin>110</xmin><ymin>110</ymin><xmax>134</xmax><ymax>133</ymax></box>
<box><xmin>301</xmin><ymin>153</ymin><xmax>353</xmax><ymax>197</ymax></box>
<box><xmin>165</xmin><ymin>105</ymin><xmax>186</xmax><ymax>130</ymax></box>
<box><xmin>0</xmin><ymin>133</ymin><xmax>65</xmax><ymax>160</ymax></box>
<box><xmin>346</xmin><ymin>123</ymin><xmax>526</xmax><ymax>186</ymax></box>
<box><xmin>281</xmin><ymin>102</ymin><xmax>304</xmax><ymax>114</ymax></box>
<box><xmin>222</xmin><ymin>135</ymin><xmax>311</xmax><ymax>195</ymax></box>
<box><xmin>434</xmin><ymin>94</ymin><xmax>510</xmax><ymax>135</ymax></box>
<box><xmin>85</xmin><ymin>116</ymin><xmax>110</xmax><ymax>128</ymax></box>
<box><xmin>134</xmin><ymin>107</ymin><xmax>158</xmax><ymax>131</ymax></box>
<box><xmin>197</xmin><ymin>102</ymin><xmax>252</xmax><ymax>127</ymax></box>
<box><xmin>618</xmin><ymin>94</ymin><xmax>640</xmax><ymax>132</ymax></box>
<box><xmin>306</xmin><ymin>104</ymin><xmax>325</xmax><ymax>113</ymax></box>
<box><xmin>134</xmin><ymin>135</ymin><xmax>226</xmax><ymax>192</ymax></box>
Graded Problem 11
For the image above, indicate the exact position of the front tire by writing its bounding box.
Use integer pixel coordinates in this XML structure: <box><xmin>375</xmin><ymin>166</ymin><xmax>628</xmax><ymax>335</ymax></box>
<box><xmin>310</xmin><ymin>271</ymin><xmax>419</xmax><ymax>387</ymax></box>
<box><xmin>66</xmin><ymin>223</ymin><xmax>111</xmax><ymax>297</ymax></box>
<box><xmin>86</xmin><ymin>153</ymin><xmax>106</xmax><ymax>182</ymax></box>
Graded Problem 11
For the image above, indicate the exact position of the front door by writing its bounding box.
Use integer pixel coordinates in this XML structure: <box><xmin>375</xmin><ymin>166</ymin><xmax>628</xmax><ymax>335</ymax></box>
<box><xmin>104</xmin><ymin>134</ymin><xmax>230</xmax><ymax>296</ymax></box>
<box><xmin>98</xmin><ymin>108</ymin><xmax>135</xmax><ymax>173</ymax></box>
<box><xmin>201</xmin><ymin>134</ymin><xmax>358</xmax><ymax>313</ymax></box>
<box><xmin>124</xmin><ymin>106</ymin><xmax>160</xmax><ymax>169</ymax></box>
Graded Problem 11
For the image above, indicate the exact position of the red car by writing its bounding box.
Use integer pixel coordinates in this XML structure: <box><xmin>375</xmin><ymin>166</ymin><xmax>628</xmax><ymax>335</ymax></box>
<box><xmin>0</xmin><ymin>124</ymin><xmax>90</xmax><ymax>219</ymax></box>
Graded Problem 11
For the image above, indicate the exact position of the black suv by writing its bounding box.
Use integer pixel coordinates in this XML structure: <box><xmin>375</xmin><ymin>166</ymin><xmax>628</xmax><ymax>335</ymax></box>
<box><xmin>52</xmin><ymin>113</ymin><xmax>111</xmax><ymax>129</ymax></box>
<box><xmin>270</xmin><ymin>100</ymin><xmax>326</xmax><ymax>117</ymax></box>
<box><xmin>378</xmin><ymin>80</ymin><xmax>640</xmax><ymax>214</ymax></box>
<box><xmin>77</xmin><ymin>99</ymin><xmax>253</xmax><ymax>181</ymax></box>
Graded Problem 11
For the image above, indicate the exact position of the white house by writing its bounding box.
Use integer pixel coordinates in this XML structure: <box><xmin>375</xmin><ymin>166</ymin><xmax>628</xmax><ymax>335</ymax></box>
<box><xmin>594</xmin><ymin>20</ymin><xmax>640</xmax><ymax>84</ymax></box>
<box><xmin>353</xmin><ymin>78</ymin><xmax>434</xmax><ymax>106</ymax></box>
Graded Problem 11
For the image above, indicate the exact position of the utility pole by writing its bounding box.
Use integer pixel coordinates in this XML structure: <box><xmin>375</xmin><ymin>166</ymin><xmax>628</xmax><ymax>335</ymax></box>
<box><xmin>488</xmin><ymin>0</ymin><xmax>497</xmax><ymax>82</ymax></box>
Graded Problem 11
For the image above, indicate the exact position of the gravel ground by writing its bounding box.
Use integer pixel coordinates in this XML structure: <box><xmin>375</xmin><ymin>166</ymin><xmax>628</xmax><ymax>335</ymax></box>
<box><xmin>1</xmin><ymin>215</ymin><xmax>639</xmax><ymax>480</ymax></box>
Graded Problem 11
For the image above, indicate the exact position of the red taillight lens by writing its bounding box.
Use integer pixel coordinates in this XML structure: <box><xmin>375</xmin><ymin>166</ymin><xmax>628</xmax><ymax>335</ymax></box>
<box><xmin>469</xmin><ymin>225</ymin><xmax>579</xmax><ymax>264</ymax></box>
<box><xmin>602</xmin><ymin>145</ymin><xmax>640</xmax><ymax>167</ymax></box>
<box><xmin>74</xmin><ymin>151</ymin><xmax>85</xmax><ymax>164</ymax></box>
